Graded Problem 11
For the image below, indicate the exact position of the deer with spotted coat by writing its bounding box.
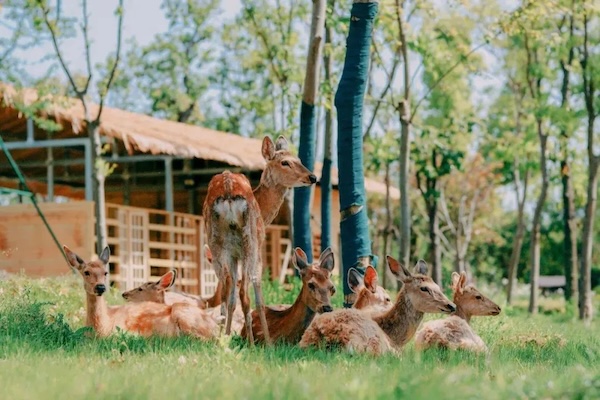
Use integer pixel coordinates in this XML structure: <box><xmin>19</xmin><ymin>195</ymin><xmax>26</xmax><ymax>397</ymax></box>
<box><xmin>203</xmin><ymin>135</ymin><xmax>316</xmax><ymax>345</ymax></box>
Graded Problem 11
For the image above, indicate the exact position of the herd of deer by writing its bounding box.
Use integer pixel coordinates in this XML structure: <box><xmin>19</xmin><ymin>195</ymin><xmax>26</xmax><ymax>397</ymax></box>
<box><xmin>62</xmin><ymin>135</ymin><xmax>502</xmax><ymax>355</ymax></box>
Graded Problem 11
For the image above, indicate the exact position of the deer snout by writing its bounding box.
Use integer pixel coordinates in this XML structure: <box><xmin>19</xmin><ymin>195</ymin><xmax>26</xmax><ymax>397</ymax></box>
<box><xmin>95</xmin><ymin>284</ymin><xmax>107</xmax><ymax>296</ymax></box>
<box><xmin>122</xmin><ymin>292</ymin><xmax>129</xmax><ymax>299</ymax></box>
<box><xmin>309</xmin><ymin>174</ymin><xmax>317</xmax><ymax>184</ymax></box>
<box><xmin>321</xmin><ymin>305</ymin><xmax>333</xmax><ymax>313</ymax></box>
<box><xmin>491</xmin><ymin>306</ymin><xmax>501</xmax><ymax>315</ymax></box>
<box><xmin>444</xmin><ymin>302</ymin><xmax>456</xmax><ymax>313</ymax></box>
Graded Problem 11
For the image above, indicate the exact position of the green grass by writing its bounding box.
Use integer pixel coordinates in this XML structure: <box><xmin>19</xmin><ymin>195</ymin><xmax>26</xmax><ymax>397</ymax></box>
<box><xmin>1</xmin><ymin>275</ymin><xmax>599</xmax><ymax>399</ymax></box>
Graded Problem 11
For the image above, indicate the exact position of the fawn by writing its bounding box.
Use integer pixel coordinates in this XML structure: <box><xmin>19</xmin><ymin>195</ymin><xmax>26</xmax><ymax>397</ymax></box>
<box><xmin>122</xmin><ymin>269</ymin><xmax>208</xmax><ymax>308</ymax></box>
<box><xmin>203</xmin><ymin>135</ymin><xmax>316</xmax><ymax>345</ymax></box>
<box><xmin>240</xmin><ymin>247</ymin><xmax>335</xmax><ymax>344</ymax></box>
<box><xmin>415</xmin><ymin>271</ymin><xmax>501</xmax><ymax>352</ymax></box>
<box><xmin>64</xmin><ymin>245</ymin><xmax>218</xmax><ymax>339</ymax></box>
<box><xmin>348</xmin><ymin>265</ymin><xmax>392</xmax><ymax>313</ymax></box>
<box><xmin>299</xmin><ymin>256</ymin><xmax>456</xmax><ymax>355</ymax></box>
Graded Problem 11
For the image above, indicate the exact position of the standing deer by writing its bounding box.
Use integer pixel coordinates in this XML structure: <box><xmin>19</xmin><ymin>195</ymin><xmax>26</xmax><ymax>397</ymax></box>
<box><xmin>203</xmin><ymin>135</ymin><xmax>316</xmax><ymax>345</ymax></box>
<box><xmin>240</xmin><ymin>247</ymin><xmax>335</xmax><ymax>344</ymax></box>
<box><xmin>299</xmin><ymin>256</ymin><xmax>456</xmax><ymax>355</ymax></box>
<box><xmin>64</xmin><ymin>245</ymin><xmax>218</xmax><ymax>339</ymax></box>
<box><xmin>415</xmin><ymin>271</ymin><xmax>501</xmax><ymax>352</ymax></box>
<box><xmin>348</xmin><ymin>265</ymin><xmax>392</xmax><ymax>313</ymax></box>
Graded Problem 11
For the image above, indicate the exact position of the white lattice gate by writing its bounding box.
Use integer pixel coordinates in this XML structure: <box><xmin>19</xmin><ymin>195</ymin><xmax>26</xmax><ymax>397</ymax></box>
<box><xmin>116</xmin><ymin>208</ymin><xmax>150</xmax><ymax>291</ymax></box>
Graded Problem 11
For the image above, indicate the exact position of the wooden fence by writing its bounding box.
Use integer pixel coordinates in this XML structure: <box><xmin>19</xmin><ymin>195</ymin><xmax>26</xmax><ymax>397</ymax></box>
<box><xmin>0</xmin><ymin>201</ymin><xmax>292</xmax><ymax>296</ymax></box>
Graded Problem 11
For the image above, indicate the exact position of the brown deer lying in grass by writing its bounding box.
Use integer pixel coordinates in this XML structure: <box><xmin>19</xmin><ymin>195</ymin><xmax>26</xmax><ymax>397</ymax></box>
<box><xmin>415</xmin><ymin>271</ymin><xmax>501</xmax><ymax>352</ymax></box>
<box><xmin>203</xmin><ymin>135</ymin><xmax>316</xmax><ymax>345</ymax></box>
<box><xmin>122</xmin><ymin>248</ymin><xmax>245</xmax><ymax>333</ymax></box>
<box><xmin>122</xmin><ymin>269</ymin><xmax>207</xmax><ymax>308</ymax></box>
<box><xmin>299</xmin><ymin>256</ymin><xmax>456</xmax><ymax>355</ymax></box>
<box><xmin>65</xmin><ymin>245</ymin><xmax>218</xmax><ymax>339</ymax></box>
<box><xmin>348</xmin><ymin>265</ymin><xmax>392</xmax><ymax>313</ymax></box>
<box><xmin>240</xmin><ymin>247</ymin><xmax>335</xmax><ymax>344</ymax></box>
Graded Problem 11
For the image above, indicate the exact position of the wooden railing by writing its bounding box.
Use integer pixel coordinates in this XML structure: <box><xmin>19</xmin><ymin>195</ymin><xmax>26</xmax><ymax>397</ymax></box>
<box><xmin>105</xmin><ymin>203</ymin><xmax>291</xmax><ymax>296</ymax></box>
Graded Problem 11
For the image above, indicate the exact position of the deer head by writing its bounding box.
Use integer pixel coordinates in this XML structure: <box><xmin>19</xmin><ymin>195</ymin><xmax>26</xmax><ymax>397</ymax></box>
<box><xmin>348</xmin><ymin>265</ymin><xmax>392</xmax><ymax>310</ymax></box>
<box><xmin>451</xmin><ymin>271</ymin><xmax>501</xmax><ymax>317</ymax></box>
<box><xmin>293</xmin><ymin>247</ymin><xmax>335</xmax><ymax>313</ymax></box>
<box><xmin>387</xmin><ymin>256</ymin><xmax>456</xmax><ymax>314</ymax></box>
<box><xmin>64</xmin><ymin>245</ymin><xmax>110</xmax><ymax>297</ymax></box>
<box><xmin>121</xmin><ymin>270</ymin><xmax>177</xmax><ymax>303</ymax></box>
<box><xmin>261</xmin><ymin>136</ymin><xmax>317</xmax><ymax>187</ymax></box>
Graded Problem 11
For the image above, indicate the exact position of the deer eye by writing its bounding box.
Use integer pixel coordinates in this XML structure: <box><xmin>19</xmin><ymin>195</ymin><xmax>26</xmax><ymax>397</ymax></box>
<box><xmin>138</xmin><ymin>288</ymin><xmax>143</xmax><ymax>291</ymax></box>
<box><xmin>386</xmin><ymin>298</ymin><xmax>391</xmax><ymax>302</ymax></box>
<box><xmin>420</xmin><ymin>287</ymin><xmax>429</xmax><ymax>292</ymax></box>
<box><xmin>308</xmin><ymin>282</ymin><xmax>316</xmax><ymax>290</ymax></box>
<box><xmin>476</xmin><ymin>295</ymin><xmax>482</xmax><ymax>300</ymax></box>
<box><xmin>84</xmin><ymin>271</ymin><xmax>90</xmax><ymax>276</ymax></box>
<box><xmin>281</xmin><ymin>160</ymin><xmax>290</xmax><ymax>167</ymax></box>
<box><xmin>104</xmin><ymin>272</ymin><xmax>108</xmax><ymax>276</ymax></box>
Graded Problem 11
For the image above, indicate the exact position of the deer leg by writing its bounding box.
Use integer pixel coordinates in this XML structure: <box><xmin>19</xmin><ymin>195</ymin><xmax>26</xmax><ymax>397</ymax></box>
<box><xmin>225</xmin><ymin>263</ymin><xmax>238</xmax><ymax>335</ymax></box>
<box><xmin>239</xmin><ymin>274</ymin><xmax>254</xmax><ymax>345</ymax></box>
<box><xmin>251</xmin><ymin>277</ymin><xmax>271</xmax><ymax>345</ymax></box>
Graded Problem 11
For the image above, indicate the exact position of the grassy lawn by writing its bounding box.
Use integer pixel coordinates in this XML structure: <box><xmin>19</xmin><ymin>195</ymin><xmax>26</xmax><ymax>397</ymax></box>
<box><xmin>1</xmin><ymin>275</ymin><xmax>599</xmax><ymax>399</ymax></box>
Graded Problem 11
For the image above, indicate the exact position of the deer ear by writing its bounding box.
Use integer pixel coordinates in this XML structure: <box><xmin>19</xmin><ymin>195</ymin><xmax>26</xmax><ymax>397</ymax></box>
<box><xmin>387</xmin><ymin>255</ymin><xmax>412</xmax><ymax>282</ymax></box>
<box><xmin>204</xmin><ymin>244</ymin><xmax>213</xmax><ymax>264</ymax></box>
<box><xmin>413</xmin><ymin>259</ymin><xmax>428</xmax><ymax>275</ymax></box>
<box><xmin>364</xmin><ymin>266</ymin><xmax>378</xmax><ymax>292</ymax></box>
<box><xmin>63</xmin><ymin>245</ymin><xmax>85</xmax><ymax>270</ymax></box>
<box><xmin>262</xmin><ymin>136</ymin><xmax>276</xmax><ymax>160</ymax></box>
<box><xmin>157</xmin><ymin>270</ymin><xmax>176</xmax><ymax>290</ymax></box>
<box><xmin>319</xmin><ymin>249</ymin><xmax>335</xmax><ymax>272</ymax></box>
<box><xmin>451</xmin><ymin>272</ymin><xmax>461</xmax><ymax>291</ymax></box>
<box><xmin>275</xmin><ymin>136</ymin><xmax>288</xmax><ymax>151</ymax></box>
<box><xmin>459</xmin><ymin>271</ymin><xmax>467</xmax><ymax>290</ymax></box>
<box><xmin>347</xmin><ymin>268</ymin><xmax>363</xmax><ymax>294</ymax></box>
<box><xmin>99</xmin><ymin>246</ymin><xmax>110</xmax><ymax>264</ymax></box>
<box><xmin>293</xmin><ymin>247</ymin><xmax>310</xmax><ymax>272</ymax></box>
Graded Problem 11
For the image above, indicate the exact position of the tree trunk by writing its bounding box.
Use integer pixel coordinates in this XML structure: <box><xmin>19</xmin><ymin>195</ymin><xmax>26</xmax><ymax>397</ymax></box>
<box><xmin>561</xmin><ymin>160</ymin><xmax>579</xmax><ymax>302</ymax></box>
<box><xmin>580</xmin><ymin>158</ymin><xmax>598</xmax><ymax>321</ymax></box>
<box><xmin>293</xmin><ymin>0</ymin><xmax>326</xmax><ymax>262</ymax></box>
<box><xmin>428</xmin><ymin>200</ymin><xmax>442</xmax><ymax>285</ymax></box>
<box><xmin>382</xmin><ymin>162</ymin><xmax>393</xmax><ymax>288</ymax></box>
<box><xmin>507</xmin><ymin>167</ymin><xmax>528</xmax><ymax>305</ymax></box>
<box><xmin>89</xmin><ymin>122</ymin><xmax>108</xmax><ymax>254</ymax></box>
<box><xmin>529</xmin><ymin>126</ymin><xmax>548</xmax><ymax>315</ymax></box>
<box><xmin>320</xmin><ymin>0</ymin><xmax>335</xmax><ymax>253</ymax></box>
<box><xmin>335</xmin><ymin>1</ymin><xmax>378</xmax><ymax>307</ymax></box>
<box><xmin>396</xmin><ymin>0</ymin><xmax>411</xmax><ymax>276</ymax></box>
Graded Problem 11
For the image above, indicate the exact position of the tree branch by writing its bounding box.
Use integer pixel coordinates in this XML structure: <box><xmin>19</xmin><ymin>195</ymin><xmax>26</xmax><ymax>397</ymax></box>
<box><xmin>95</xmin><ymin>0</ymin><xmax>124</xmax><ymax>122</ymax></box>
<box><xmin>39</xmin><ymin>3</ymin><xmax>82</xmax><ymax>96</ymax></box>
<box><xmin>410</xmin><ymin>39</ymin><xmax>492</xmax><ymax>121</ymax></box>
<box><xmin>81</xmin><ymin>0</ymin><xmax>93</xmax><ymax>94</ymax></box>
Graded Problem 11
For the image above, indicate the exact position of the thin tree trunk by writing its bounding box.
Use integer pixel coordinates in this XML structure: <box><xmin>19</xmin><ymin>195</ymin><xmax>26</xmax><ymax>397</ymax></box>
<box><xmin>320</xmin><ymin>0</ymin><xmax>335</xmax><ymax>253</ymax></box>
<box><xmin>580</xmin><ymin>158</ymin><xmax>598</xmax><ymax>321</ymax></box>
<box><xmin>561</xmin><ymin>160</ymin><xmax>579</xmax><ymax>302</ymax></box>
<box><xmin>382</xmin><ymin>162</ymin><xmax>392</xmax><ymax>288</ymax></box>
<box><xmin>507</xmin><ymin>166</ymin><xmax>528</xmax><ymax>304</ymax></box>
<box><xmin>529</xmin><ymin>124</ymin><xmax>548</xmax><ymax>315</ymax></box>
<box><xmin>89</xmin><ymin>122</ymin><xmax>108</xmax><ymax>253</ymax></box>
<box><xmin>428</xmin><ymin>200</ymin><xmax>442</xmax><ymax>284</ymax></box>
<box><xmin>395</xmin><ymin>0</ymin><xmax>411</xmax><ymax>277</ymax></box>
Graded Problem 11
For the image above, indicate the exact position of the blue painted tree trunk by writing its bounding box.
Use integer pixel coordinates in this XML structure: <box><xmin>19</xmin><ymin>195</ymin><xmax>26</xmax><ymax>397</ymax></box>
<box><xmin>293</xmin><ymin>101</ymin><xmax>317</xmax><ymax>262</ymax></box>
<box><xmin>335</xmin><ymin>1</ymin><xmax>378</xmax><ymax>307</ymax></box>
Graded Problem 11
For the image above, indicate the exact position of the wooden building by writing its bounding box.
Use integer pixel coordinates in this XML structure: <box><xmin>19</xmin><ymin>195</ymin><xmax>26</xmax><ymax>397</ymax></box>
<box><xmin>0</xmin><ymin>84</ymin><xmax>399</xmax><ymax>295</ymax></box>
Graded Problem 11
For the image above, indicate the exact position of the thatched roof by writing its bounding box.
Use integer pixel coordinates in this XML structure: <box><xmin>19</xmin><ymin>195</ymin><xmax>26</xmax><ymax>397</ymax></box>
<box><xmin>0</xmin><ymin>83</ymin><xmax>399</xmax><ymax>199</ymax></box>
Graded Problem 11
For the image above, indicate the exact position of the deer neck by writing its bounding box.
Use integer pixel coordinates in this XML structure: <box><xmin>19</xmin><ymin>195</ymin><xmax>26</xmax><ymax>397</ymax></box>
<box><xmin>353</xmin><ymin>289</ymin><xmax>372</xmax><ymax>309</ymax></box>
<box><xmin>269</xmin><ymin>287</ymin><xmax>315</xmax><ymax>343</ymax></box>
<box><xmin>253</xmin><ymin>174</ymin><xmax>288</xmax><ymax>226</ymax></box>
<box><xmin>86</xmin><ymin>293</ymin><xmax>113</xmax><ymax>336</ymax></box>
<box><xmin>454</xmin><ymin>303</ymin><xmax>472</xmax><ymax>324</ymax></box>
<box><xmin>373</xmin><ymin>290</ymin><xmax>423</xmax><ymax>349</ymax></box>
